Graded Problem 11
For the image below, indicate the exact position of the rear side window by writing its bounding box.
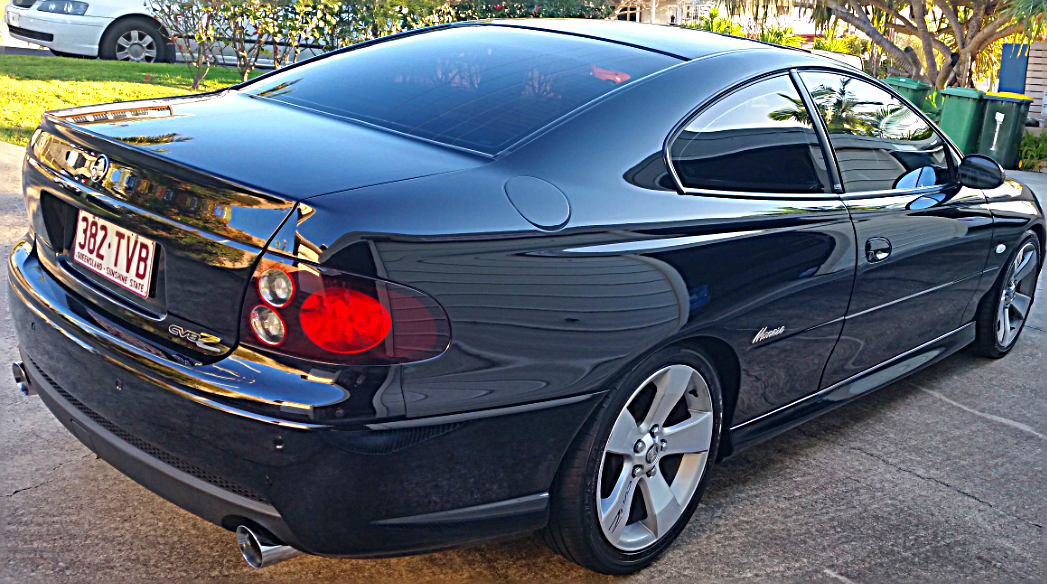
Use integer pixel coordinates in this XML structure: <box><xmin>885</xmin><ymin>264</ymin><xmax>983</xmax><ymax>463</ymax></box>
<box><xmin>669</xmin><ymin>75</ymin><xmax>831</xmax><ymax>194</ymax></box>
<box><xmin>244</xmin><ymin>26</ymin><xmax>678</xmax><ymax>155</ymax></box>
<box><xmin>798</xmin><ymin>72</ymin><xmax>952</xmax><ymax>193</ymax></box>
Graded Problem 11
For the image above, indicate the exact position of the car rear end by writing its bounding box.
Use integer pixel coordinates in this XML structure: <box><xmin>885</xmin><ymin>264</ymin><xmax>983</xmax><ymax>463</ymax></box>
<box><xmin>8</xmin><ymin>94</ymin><xmax>604</xmax><ymax>558</ymax></box>
<box><xmin>9</xmin><ymin>22</ymin><xmax>686</xmax><ymax>561</ymax></box>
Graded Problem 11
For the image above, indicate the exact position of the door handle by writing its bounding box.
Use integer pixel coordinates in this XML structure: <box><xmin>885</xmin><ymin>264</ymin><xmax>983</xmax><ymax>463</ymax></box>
<box><xmin>866</xmin><ymin>237</ymin><xmax>892</xmax><ymax>263</ymax></box>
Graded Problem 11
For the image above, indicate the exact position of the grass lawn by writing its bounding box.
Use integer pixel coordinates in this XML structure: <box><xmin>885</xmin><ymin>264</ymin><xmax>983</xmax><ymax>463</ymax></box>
<box><xmin>0</xmin><ymin>55</ymin><xmax>258</xmax><ymax>146</ymax></box>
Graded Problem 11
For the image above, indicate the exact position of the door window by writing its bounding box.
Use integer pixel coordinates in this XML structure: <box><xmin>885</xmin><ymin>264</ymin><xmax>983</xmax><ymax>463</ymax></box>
<box><xmin>669</xmin><ymin>75</ymin><xmax>831</xmax><ymax>194</ymax></box>
<box><xmin>798</xmin><ymin>72</ymin><xmax>952</xmax><ymax>193</ymax></box>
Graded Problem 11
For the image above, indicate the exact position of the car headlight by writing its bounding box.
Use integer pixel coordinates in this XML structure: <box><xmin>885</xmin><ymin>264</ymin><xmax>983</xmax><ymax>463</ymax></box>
<box><xmin>36</xmin><ymin>1</ymin><xmax>89</xmax><ymax>15</ymax></box>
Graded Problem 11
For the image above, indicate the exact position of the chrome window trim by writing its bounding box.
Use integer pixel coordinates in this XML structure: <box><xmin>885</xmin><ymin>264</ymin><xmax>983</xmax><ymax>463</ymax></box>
<box><xmin>792</xmin><ymin>67</ymin><xmax>964</xmax><ymax>198</ymax></box>
<box><xmin>839</xmin><ymin>184</ymin><xmax>944</xmax><ymax>201</ymax></box>
<box><xmin>662</xmin><ymin>69</ymin><xmax>842</xmax><ymax>202</ymax></box>
<box><xmin>673</xmin><ymin>185</ymin><xmax>844</xmax><ymax>201</ymax></box>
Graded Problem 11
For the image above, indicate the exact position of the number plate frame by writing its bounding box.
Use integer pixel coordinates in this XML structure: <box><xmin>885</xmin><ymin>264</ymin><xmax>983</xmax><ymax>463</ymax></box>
<box><xmin>72</xmin><ymin>209</ymin><xmax>157</xmax><ymax>299</ymax></box>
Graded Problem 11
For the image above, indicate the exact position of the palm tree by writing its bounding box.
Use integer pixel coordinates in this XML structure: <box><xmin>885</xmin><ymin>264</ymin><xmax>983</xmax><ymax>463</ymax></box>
<box><xmin>768</xmin><ymin>93</ymin><xmax>814</xmax><ymax>125</ymax></box>
<box><xmin>809</xmin><ymin>77</ymin><xmax>881</xmax><ymax>134</ymax></box>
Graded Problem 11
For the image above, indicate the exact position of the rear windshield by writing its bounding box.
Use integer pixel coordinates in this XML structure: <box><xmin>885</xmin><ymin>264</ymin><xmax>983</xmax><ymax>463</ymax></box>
<box><xmin>244</xmin><ymin>26</ymin><xmax>679</xmax><ymax>154</ymax></box>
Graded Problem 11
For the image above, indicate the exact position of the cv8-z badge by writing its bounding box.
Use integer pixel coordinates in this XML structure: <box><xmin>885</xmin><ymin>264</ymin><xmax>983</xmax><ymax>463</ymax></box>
<box><xmin>168</xmin><ymin>324</ymin><xmax>223</xmax><ymax>353</ymax></box>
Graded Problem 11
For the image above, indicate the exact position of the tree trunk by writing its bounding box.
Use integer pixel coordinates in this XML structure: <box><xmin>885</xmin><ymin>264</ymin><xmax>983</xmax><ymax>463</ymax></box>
<box><xmin>825</xmin><ymin>0</ymin><xmax>917</xmax><ymax>77</ymax></box>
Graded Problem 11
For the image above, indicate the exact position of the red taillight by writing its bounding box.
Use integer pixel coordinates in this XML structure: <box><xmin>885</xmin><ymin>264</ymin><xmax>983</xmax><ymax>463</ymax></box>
<box><xmin>240</xmin><ymin>253</ymin><xmax>450</xmax><ymax>365</ymax></box>
<box><xmin>300</xmin><ymin>288</ymin><xmax>391</xmax><ymax>354</ymax></box>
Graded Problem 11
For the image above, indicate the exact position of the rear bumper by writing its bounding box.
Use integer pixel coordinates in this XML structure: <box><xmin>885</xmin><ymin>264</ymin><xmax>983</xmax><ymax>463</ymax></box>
<box><xmin>21</xmin><ymin>347</ymin><xmax>297</xmax><ymax>543</ymax></box>
<box><xmin>9</xmin><ymin>238</ymin><xmax>600</xmax><ymax>557</ymax></box>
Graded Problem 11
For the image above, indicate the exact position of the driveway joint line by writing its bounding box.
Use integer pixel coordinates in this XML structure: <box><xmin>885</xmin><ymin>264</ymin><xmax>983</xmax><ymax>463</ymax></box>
<box><xmin>908</xmin><ymin>381</ymin><xmax>1046</xmax><ymax>441</ymax></box>
<box><xmin>823</xmin><ymin>568</ymin><xmax>858</xmax><ymax>583</ymax></box>
<box><xmin>797</xmin><ymin>429</ymin><xmax>1044</xmax><ymax>532</ymax></box>
<box><xmin>3</xmin><ymin>453</ymin><xmax>92</xmax><ymax>498</ymax></box>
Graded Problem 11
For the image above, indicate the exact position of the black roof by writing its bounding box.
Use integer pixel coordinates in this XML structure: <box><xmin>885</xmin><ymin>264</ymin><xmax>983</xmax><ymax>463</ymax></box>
<box><xmin>485</xmin><ymin>19</ymin><xmax>772</xmax><ymax>60</ymax></box>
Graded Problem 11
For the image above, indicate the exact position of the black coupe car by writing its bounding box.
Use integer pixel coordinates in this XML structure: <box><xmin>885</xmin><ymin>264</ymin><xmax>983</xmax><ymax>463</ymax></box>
<box><xmin>10</xmin><ymin>19</ymin><xmax>1044</xmax><ymax>575</ymax></box>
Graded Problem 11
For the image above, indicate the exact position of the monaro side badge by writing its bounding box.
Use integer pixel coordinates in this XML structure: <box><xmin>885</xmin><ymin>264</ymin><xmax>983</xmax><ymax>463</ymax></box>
<box><xmin>752</xmin><ymin>326</ymin><xmax>785</xmax><ymax>344</ymax></box>
<box><xmin>168</xmin><ymin>324</ymin><xmax>224</xmax><ymax>353</ymax></box>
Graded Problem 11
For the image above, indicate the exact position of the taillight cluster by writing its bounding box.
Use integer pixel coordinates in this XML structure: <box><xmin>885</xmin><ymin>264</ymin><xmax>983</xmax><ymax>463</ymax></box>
<box><xmin>240</xmin><ymin>253</ymin><xmax>450</xmax><ymax>365</ymax></box>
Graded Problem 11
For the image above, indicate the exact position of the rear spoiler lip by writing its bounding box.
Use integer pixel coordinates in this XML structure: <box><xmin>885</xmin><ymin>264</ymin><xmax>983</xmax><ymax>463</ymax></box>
<box><xmin>40</xmin><ymin>91</ymin><xmax>298</xmax><ymax>207</ymax></box>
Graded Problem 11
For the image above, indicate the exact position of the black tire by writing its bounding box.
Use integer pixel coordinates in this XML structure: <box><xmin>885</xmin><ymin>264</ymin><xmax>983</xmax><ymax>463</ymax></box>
<box><xmin>540</xmin><ymin>346</ymin><xmax>723</xmax><ymax>574</ymax></box>
<box><xmin>98</xmin><ymin>17</ymin><xmax>167</xmax><ymax>63</ymax></box>
<box><xmin>971</xmin><ymin>230</ymin><xmax>1041</xmax><ymax>358</ymax></box>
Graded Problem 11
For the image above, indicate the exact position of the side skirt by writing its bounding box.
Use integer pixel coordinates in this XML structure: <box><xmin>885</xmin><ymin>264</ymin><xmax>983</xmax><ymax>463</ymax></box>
<box><xmin>728</xmin><ymin>322</ymin><xmax>976</xmax><ymax>454</ymax></box>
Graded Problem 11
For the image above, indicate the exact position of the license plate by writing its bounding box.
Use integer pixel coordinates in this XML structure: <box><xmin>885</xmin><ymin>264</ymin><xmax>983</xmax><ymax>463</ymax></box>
<box><xmin>73</xmin><ymin>209</ymin><xmax>156</xmax><ymax>299</ymax></box>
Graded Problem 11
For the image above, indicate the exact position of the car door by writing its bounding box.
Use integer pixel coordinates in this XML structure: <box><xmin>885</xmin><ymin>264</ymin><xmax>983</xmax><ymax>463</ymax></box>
<box><xmin>661</xmin><ymin>73</ymin><xmax>857</xmax><ymax>423</ymax></box>
<box><xmin>797</xmin><ymin>71</ymin><xmax>995</xmax><ymax>387</ymax></box>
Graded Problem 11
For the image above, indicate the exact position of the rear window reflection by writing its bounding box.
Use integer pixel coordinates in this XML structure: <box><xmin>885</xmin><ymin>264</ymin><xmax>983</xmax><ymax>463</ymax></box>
<box><xmin>245</xmin><ymin>26</ymin><xmax>679</xmax><ymax>155</ymax></box>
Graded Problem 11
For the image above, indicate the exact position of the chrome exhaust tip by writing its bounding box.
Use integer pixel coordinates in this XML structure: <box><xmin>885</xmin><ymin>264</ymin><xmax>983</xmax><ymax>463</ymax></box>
<box><xmin>235</xmin><ymin>525</ymin><xmax>303</xmax><ymax>569</ymax></box>
<box><xmin>13</xmin><ymin>362</ymin><xmax>34</xmax><ymax>396</ymax></box>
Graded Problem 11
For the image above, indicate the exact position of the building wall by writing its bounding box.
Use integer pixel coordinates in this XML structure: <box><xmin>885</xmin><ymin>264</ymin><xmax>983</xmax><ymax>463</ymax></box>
<box><xmin>1025</xmin><ymin>43</ymin><xmax>1046</xmax><ymax>120</ymax></box>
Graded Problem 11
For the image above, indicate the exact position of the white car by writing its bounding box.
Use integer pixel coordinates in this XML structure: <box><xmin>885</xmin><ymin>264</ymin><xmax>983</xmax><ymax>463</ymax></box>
<box><xmin>4</xmin><ymin>0</ymin><xmax>172</xmax><ymax>62</ymax></box>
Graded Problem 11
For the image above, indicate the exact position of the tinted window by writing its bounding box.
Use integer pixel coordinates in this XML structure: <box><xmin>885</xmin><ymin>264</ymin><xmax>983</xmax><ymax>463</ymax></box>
<box><xmin>799</xmin><ymin>72</ymin><xmax>952</xmax><ymax>193</ymax></box>
<box><xmin>244</xmin><ymin>26</ymin><xmax>678</xmax><ymax>155</ymax></box>
<box><xmin>669</xmin><ymin>75</ymin><xmax>831</xmax><ymax>194</ymax></box>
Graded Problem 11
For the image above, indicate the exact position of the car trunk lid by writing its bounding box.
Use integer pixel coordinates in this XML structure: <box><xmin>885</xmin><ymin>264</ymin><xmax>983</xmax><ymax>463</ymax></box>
<box><xmin>27</xmin><ymin>93</ymin><xmax>483</xmax><ymax>360</ymax></box>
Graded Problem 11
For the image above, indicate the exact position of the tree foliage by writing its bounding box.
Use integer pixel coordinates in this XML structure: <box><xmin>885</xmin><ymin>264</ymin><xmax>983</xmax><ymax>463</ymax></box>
<box><xmin>151</xmin><ymin>0</ymin><xmax>224</xmax><ymax>90</ymax></box>
<box><xmin>812</xmin><ymin>22</ymin><xmax>868</xmax><ymax>56</ymax></box>
<box><xmin>756</xmin><ymin>24</ymin><xmax>802</xmax><ymax>46</ymax></box>
<box><xmin>454</xmin><ymin>0</ymin><xmax>613</xmax><ymax>19</ymax></box>
<box><xmin>152</xmin><ymin>0</ymin><xmax>615</xmax><ymax>86</ymax></box>
<box><xmin>725</xmin><ymin>0</ymin><xmax>1046</xmax><ymax>88</ymax></box>
<box><xmin>684</xmin><ymin>7</ymin><xmax>743</xmax><ymax>35</ymax></box>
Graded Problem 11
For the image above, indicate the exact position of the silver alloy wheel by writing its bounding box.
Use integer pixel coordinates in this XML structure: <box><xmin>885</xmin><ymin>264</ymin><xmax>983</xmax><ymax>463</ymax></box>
<box><xmin>996</xmin><ymin>242</ymin><xmax>1039</xmax><ymax>348</ymax></box>
<box><xmin>115</xmin><ymin>30</ymin><xmax>157</xmax><ymax>62</ymax></box>
<box><xmin>596</xmin><ymin>364</ymin><xmax>713</xmax><ymax>552</ymax></box>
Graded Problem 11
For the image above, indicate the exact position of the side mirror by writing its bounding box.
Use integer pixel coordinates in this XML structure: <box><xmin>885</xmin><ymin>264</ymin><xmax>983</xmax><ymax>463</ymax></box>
<box><xmin>957</xmin><ymin>154</ymin><xmax>1005</xmax><ymax>189</ymax></box>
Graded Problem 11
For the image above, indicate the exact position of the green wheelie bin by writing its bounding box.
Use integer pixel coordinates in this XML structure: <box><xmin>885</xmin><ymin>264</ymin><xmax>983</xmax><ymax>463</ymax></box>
<box><xmin>938</xmin><ymin>88</ymin><xmax>986</xmax><ymax>155</ymax></box>
<box><xmin>975</xmin><ymin>92</ymin><xmax>1033</xmax><ymax>169</ymax></box>
<box><xmin>884</xmin><ymin>76</ymin><xmax>932</xmax><ymax>109</ymax></box>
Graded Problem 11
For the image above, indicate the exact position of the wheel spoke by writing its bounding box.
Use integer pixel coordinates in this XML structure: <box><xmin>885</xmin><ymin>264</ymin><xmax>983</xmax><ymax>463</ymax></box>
<box><xmin>662</xmin><ymin>411</ymin><xmax>713</xmax><ymax>455</ymax></box>
<box><xmin>638</xmin><ymin>473</ymin><xmax>683</xmax><ymax>539</ymax></box>
<box><xmin>599</xmin><ymin>465</ymin><xmax>637</xmax><ymax>544</ymax></box>
<box><xmin>117</xmin><ymin>37</ymin><xmax>131</xmax><ymax>48</ymax></box>
<box><xmin>997</xmin><ymin>300</ymin><xmax>1008</xmax><ymax>343</ymax></box>
<box><xmin>130</xmin><ymin>31</ymin><xmax>141</xmax><ymax>43</ymax></box>
<box><xmin>1013</xmin><ymin>249</ymin><xmax>1037</xmax><ymax>283</ymax></box>
<box><xmin>606</xmin><ymin>408</ymin><xmax>643</xmax><ymax>455</ymax></box>
<box><xmin>643</xmin><ymin>365</ymin><xmax>692</xmax><ymax>430</ymax></box>
<box><xmin>1011</xmin><ymin>292</ymin><xmax>1032</xmax><ymax>321</ymax></box>
<box><xmin>597</xmin><ymin>362</ymin><xmax>712</xmax><ymax>552</ymax></box>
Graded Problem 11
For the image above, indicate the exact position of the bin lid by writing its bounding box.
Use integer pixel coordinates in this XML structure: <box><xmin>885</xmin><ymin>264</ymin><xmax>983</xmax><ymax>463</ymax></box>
<box><xmin>985</xmin><ymin>91</ymin><xmax>1033</xmax><ymax>102</ymax></box>
<box><xmin>884</xmin><ymin>76</ymin><xmax>931</xmax><ymax>89</ymax></box>
<box><xmin>941</xmin><ymin>87</ymin><xmax>984</xmax><ymax>99</ymax></box>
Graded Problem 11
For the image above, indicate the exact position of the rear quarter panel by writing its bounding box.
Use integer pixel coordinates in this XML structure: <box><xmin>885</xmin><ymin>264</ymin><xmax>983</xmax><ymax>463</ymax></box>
<box><xmin>292</xmin><ymin>49</ymin><xmax>860</xmax><ymax>426</ymax></box>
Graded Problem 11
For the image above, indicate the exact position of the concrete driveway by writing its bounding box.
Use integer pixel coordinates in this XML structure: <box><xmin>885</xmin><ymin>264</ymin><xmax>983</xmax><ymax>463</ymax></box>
<box><xmin>1</xmin><ymin>140</ymin><xmax>1045</xmax><ymax>583</ymax></box>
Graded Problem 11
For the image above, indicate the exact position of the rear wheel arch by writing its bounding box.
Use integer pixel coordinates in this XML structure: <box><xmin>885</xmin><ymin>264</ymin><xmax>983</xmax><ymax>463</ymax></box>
<box><xmin>1030</xmin><ymin>222</ymin><xmax>1045</xmax><ymax>269</ymax></box>
<box><xmin>665</xmin><ymin>336</ymin><xmax>740</xmax><ymax>460</ymax></box>
<box><xmin>593</xmin><ymin>335</ymin><xmax>740</xmax><ymax>462</ymax></box>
